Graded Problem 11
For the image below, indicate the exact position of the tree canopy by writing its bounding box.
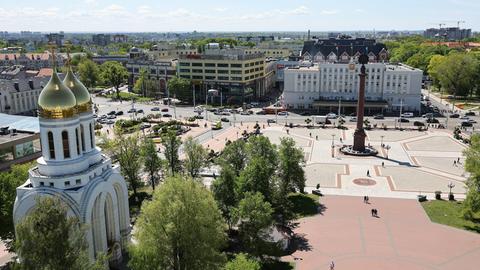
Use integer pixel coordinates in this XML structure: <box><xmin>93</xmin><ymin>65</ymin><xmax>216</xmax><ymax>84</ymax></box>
<box><xmin>129</xmin><ymin>176</ymin><xmax>227</xmax><ymax>270</ymax></box>
<box><xmin>463</xmin><ymin>134</ymin><xmax>480</xmax><ymax>220</ymax></box>
<box><xmin>100</xmin><ymin>61</ymin><xmax>128</xmax><ymax>100</ymax></box>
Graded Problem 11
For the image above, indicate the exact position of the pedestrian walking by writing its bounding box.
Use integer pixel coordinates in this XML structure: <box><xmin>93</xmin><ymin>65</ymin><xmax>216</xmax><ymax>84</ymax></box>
<box><xmin>457</xmin><ymin>157</ymin><xmax>460</xmax><ymax>163</ymax></box>
<box><xmin>453</xmin><ymin>160</ymin><xmax>457</xmax><ymax>166</ymax></box>
<box><xmin>367</xmin><ymin>170</ymin><xmax>370</xmax><ymax>177</ymax></box>
<box><xmin>330</xmin><ymin>261</ymin><xmax>335</xmax><ymax>270</ymax></box>
<box><xmin>371</xmin><ymin>209</ymin><xmax>375</xmax><ymax>217</ymax></box>
<box><xmin>340</xmin><ymin>138</ymin><xmax>343</xmax><ymax>143</ymax></box>
<box><xmin>374</xmin><ymin>209</ymin><xmax>378</xmax><ymax>217</ymax></box>
<box><xmin>316</xmin><ymin>135</ymin><xmax>318</xmax><ymax>140</ymax></box>
<box><xmin>382</xmin><ymin>161</ymin><xmax>385</xmax><ymax>167</ymax></box>
<box><xmin>309</xmin><ymin>132</ymin><xmax>312</xmax><ymax>137</ymax></box>
<box><xmin>363</xmin><ymin>196</ymin><xmax>366</xmax><ymax>203</ymax></box>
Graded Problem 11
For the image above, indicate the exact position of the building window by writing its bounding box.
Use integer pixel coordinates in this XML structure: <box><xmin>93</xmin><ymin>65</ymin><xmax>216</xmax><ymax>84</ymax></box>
<box><xmin>76</xmin><ymin>179</ymin><xmax>81</xmax><ymax>185</ymax></box>
<box><xmin>46</xmin><ymin>131</ymin><xmax>56</xmax><ymax>159</ymax></box>
<box><xmin>218</xmin><ymin>63</ymin><xmax>228</xmax><ymax>68</ymax></box>
<box><xmin>205</xmin><ymin>63</ymin><xmax>215</xmax><ymax>67</ymax></box>
<box><xmin>75</xmin><ymin>128</ymin><xmax>80</xmax><ymax>155</ymax></box>
<box><xmin>192</xmin><ymin>63</ymin><xmax>202</xmax><ymax>67</ymax></box>
<box><xmin>231</xmin><ymin>64</ymin><xmax>242</xmax><ymax>68</ymax></box>
<box><xmin>80</xmin><ymin>125</ymin><xmax>85</xmax><ymax>152</ymax></box>
<box><xmin>90</xmin><ymin>123</ymin><xmax>94</xmax><ymax>149</ymax></box>
<box><xmin>65</xmin><ymin>181</ymin><xmax>70</xmax><ymax>187</ymax></box>
<box><xmin>49</xmin><ymin>182</ymin><xmax>54</xmax><ymax>187</ymax></box>
<box><xmin>40</xmin><ymin>181</ymin><xmax>44</xmax><ymax>186</ymax></box>
<box><xmin>62</xmin><ymin>131</ymin><xmax>70</xmax><ymax>159</ymax></box>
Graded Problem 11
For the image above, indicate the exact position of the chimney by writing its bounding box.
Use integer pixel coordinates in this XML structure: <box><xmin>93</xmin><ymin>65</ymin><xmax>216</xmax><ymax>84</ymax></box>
<box><xmin>13</xmin><ymin>81</ymin><xmax>19</xmax><ymax>91</ymax></box>
<box><xmin>28</xmin><ymin>80</ymin><xmax>34</xmax><ymax>89</ymax></box>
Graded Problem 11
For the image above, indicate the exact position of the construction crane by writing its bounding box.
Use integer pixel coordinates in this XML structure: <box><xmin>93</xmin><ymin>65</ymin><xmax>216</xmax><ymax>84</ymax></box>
<box><xmin>442</xmin><ymin>20</ymin><xmax>466</xmax><ymax>28</ymax></box>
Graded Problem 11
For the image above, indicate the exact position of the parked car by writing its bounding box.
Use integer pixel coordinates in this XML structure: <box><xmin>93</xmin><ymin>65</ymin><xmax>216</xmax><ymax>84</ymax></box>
<box><xmin>400</xmin><ymin>112</ymin><xmax>414</xmax><ymax>118</ymax></box>
<box><xmin>163</xmin><ymin>113</ymin><xmax>172</xmax><ymax>118</ymax></box>
<box><xmin>450</xmin><ymin>113</ymin><xmax>460</xmax><ymax>118</ymax></box>
<box><xmin>468</xmin><ymin>119</ymin><xmax>477</xmax><ymax>124</ymax></box>
<box><xmin>137</xmin><ymin>109</ymin><xmax>144</xmax><ymax>114</ymax></box>
<box><xmin>349</xmin><ymin>117</ymin><xmax>357</xmax><ymax>122</ymax></box>
<box><xmin>151</xmin><ymin>107</ymin><xmax>160</xmax><ymax>111</ymax></box>
<box><xmin>107</xmin><ymin>115</ymin><xmax>116</xmax><ymax>119</ymax></box>
<box><xmin>222</xmin><ymin>112</ymin><xmax>231</xmax><ymax>116</ymax></box>
<box><xmin>240</xmin><ymin>111</ymin><xmax>250</xmax><ymax>115</ymax></box>
<box><xmin>397</xmin><ymin>118</ymin><xmax>410</xmax><ymax>123</ymax></box>
<box><xmin>326</xmin><ymin>113</ymin><xmax>337</xmax><ymax>119</ymax></box>
<box><xmin>267</xmin><ymin>119</ymin><xmax>276</xmax><ymax>123</ymax></box>
<box><xmin>115</xmin><ymin>111</ymin><xmax>124</xmax><ymax>116</ymax></box>
<box><xmin>465</xmin><ymin>111</ymin><xmax>476</xmax><ymax>116</ymax></box>
<box><xmin>256</xmin><ymin>110</ymin><xmax>266</xmax><ymax>115</ymax></box>
<box><xmin>93</xmin><ymin>114</ymin><xmax>98</xmax><ymax>118</ymax></box>
<box><xmin>422</xmin><ymin>113</ymin><xmax>433</xmax><ymax>118</ymax></box>
<box><xmin>99</xmin><ymin>114</ymin><xmax>107</xmax><ymax>119</ymax></box>
<box><xmin>461</xmin><ymin>121</ymin><xmax>473</xmax><ymax>127</ymax></box>
<box><xmin>161</xmin><ymin>108</ymin><xmax>169</xmax><ymax>112</ymax></box>
<box><xmin>413</xmin><ymin>121</ymin><xmax>425</xmax><ymax>127</ymax></box>
<box><xmin>459</xmin><ymin>116</ymin><xmax>470</xmax><ymax>120</ymax></box>
<box><xmin>107</xmin><ymin>111</ymin><xmax>116</xmax><ymax>115</ymax></box>
<box><xmin>194</xmin><ymin>115</ymin><xmax>204</xmax><ymax>119</ymax></box>
<box><xmin>373</xmin><ymin>114</ymin><xmax>384</xmax><ymax>119</ymax></box>
<box><xmin>300</xmin><ymin>111</ymin><xmax>311</xmax><ymax>116</ymax></box>
<box><xmin>140</xmin><ymin>123</ymin><xmax>151</xmax><ymax>130</ymax></box>
<box><xmin>277</xmin><ymin>111</ymin><xmax>288</xmax><ymax>116</ymax></box>
<box><xmin>220</xmin><ymin>117</ymin><xmax>230</xmax><ymax>122</ymax></box>
<box><xmin>106</xmin><ymin>120</ymin><xmax>115</xmax><ymax>125</ymax></box>
<box><xmin>426</xmin><ymin>118</ymin><xmax>439</xmax><ymax>123</ymax></box>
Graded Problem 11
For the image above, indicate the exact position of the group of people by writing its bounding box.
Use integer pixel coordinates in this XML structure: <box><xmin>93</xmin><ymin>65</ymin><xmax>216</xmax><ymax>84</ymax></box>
<box><xmin>453</xmin><ymin>157</ymin><xmax>461</xmax><ymax>166</ymax></box>
<box><xmin>364</xmin><ymin>196</ymin><xmax>379</xmax><ymax>217</ymax></box>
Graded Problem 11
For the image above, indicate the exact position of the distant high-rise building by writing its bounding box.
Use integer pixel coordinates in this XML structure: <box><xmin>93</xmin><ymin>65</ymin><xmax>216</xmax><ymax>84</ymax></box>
<box><xmin>92</xmin><ymin>34</ymin><xmax>111</xmax><ymax>46</ymax></box>
<box><xmin>45</xmin><ymin>33</ymin><xmax>64</xmax><ymax>46</ymax></box>
<box><xmin>424</xmin><ymin>27</ymin><xmax>471</xmax><ymax>41</ymax></box>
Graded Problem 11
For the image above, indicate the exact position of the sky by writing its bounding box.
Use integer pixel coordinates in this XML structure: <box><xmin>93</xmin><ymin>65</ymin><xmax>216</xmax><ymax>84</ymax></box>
<box><xmin>0</xmin><ymin>0</ymin><xmax>479</xmax><ymax>32</ymax></box>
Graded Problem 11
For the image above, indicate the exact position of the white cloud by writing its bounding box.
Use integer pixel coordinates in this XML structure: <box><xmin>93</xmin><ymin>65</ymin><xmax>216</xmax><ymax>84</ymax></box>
<box><xmin>354</xmin><ymin>9</ymin><xmax>365</xmax><ymax>13</ymax></box>
<box><xmin>137</xmin><ymin>5</ymin><xmax>151</xmax><ymax>15</ymax></box>
<box><xmin>289</xmin><ymin>5</ymin><xmax>309</xmax><ymax>15</ymax></box>
<box><xmin>239</xmin><ymin>6</ymin><xmax>310</xmax><ymax>20</ymax></box>
<box><xmin>85</xmin><ymin>0</ymin><xmax>98</xmax><ymax>5</ymax></box>
<box><xmin>214</xmin><ymin>7</ymin><xmax>228</xmax><ymax>12</ymax></box>
<box><xmin>320</xmin><ymin>10</ymin><xmax>338</xmax><ymax>15</ymax></box>
<box><xmin>93</xmin><ymin>4</ymin><xmax>129</xmax><ymax>17</ymax></box>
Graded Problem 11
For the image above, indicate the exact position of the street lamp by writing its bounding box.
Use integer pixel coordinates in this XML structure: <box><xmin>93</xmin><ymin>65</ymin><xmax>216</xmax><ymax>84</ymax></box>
<box><xmin>448</xmin><ymin>182</ymin><xmax>455</xmax><ymax>200</ymax></box>
<box><xmin>381</xmin><ymin>135</ymin><xmax>385</xmax><ymax>147</ymax></box>
<box><xmin>331</xmin><ymin>134</ymin><xmax>335</xmax><ymax>146</ymax></box>
<box><xmin>385</xmin><ymin>145</ymin><xmax>391</xmax><ymax>159</ymax></box>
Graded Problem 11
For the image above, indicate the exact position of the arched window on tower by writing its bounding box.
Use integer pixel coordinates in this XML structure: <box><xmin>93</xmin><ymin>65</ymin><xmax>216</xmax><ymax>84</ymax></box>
<box><xmin>90</xmin><ymin>122</ymin><xmax>94</xmax><ymax>149</ymax></box>
<box><xmin>62</xmin><ymin>131</ymin><xmax>70</xmax><ymax>159</ymax></box>
<box><xmin>47</xmin><ymin>131</ymin><xmax>55</xmax><ymax>159</ymax></box>
<box><xmin>80</xmin><ymin>124</ymin><xmax>85</xmax><ymax>152</ymax></box>
<box><xmin>75</xmin><ymin>128</ymin><xmax>80</xmax><ymax>155</ymax></box>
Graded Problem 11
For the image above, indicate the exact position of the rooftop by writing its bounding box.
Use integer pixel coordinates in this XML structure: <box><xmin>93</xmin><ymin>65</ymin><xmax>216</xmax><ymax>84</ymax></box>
<box><xmin>0</xmin><ymin>113</ymin><xmax>39</xmax><ymax>133</ymax></box>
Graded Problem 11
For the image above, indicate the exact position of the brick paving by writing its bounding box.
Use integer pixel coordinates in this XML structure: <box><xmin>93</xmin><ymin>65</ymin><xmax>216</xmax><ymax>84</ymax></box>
<box><xmin>283</xmin><ymin>196</ymin><xmax>480</xmax><ymax>270</ymax></box>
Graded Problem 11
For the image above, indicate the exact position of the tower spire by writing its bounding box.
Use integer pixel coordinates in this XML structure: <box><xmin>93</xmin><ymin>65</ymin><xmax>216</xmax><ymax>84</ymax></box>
<box><xmin>47</xmin><ymin>42</ymin><xmax>57</xmax><ymax>72</ymax></box>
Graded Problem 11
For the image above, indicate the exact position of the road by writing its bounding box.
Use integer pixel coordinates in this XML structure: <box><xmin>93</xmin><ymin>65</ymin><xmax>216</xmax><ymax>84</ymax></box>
<box><xmin>92</xmin><ymin>94</ymin><xmax>479</xmax><ymax>135</ymax></box>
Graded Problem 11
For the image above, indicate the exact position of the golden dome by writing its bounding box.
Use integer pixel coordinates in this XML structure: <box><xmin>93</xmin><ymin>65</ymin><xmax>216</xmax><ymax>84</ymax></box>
<box><xmin>63</xmin><ymin>68</ymin><xmax>92</xmax><ymax>114</ymax></box>
<box><xmin>38</xmin><ymin>72</ymin><xmax>77</xmax><ymax>119</ymax></box>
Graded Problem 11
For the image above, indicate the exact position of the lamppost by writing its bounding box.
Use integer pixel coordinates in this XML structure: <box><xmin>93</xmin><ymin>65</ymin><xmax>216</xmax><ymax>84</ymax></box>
<box><xmin>448</xmin><ymin>182</ymin><xmax>455</xmax><ymax>200</ymax></box>
<box><xmin>205</xmin><ymin>89</ymin><xmax>219</xmax><ymax>121</ymax></box>
<box><xmin>381</xmin><ymin>135</ymin><xmax>385</xmax><ymax>147</ymax></box>
<box><xmin>331</xmin><ymin>134</ymin><xmax>335</xmax><ymax>146</ymax></box>
<box><xmin>331</xmin><ymin>134</ymin><xmax>335</xmax><ymax>158</ymax></box>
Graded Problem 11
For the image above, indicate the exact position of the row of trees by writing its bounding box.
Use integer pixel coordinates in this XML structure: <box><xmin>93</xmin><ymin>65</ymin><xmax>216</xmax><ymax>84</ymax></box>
<box><xmin>386</xmin><ymin>36</ymin><xmax>480</xmax><ymax>97</ymax></box>
<box><xmin>463</xmin><ymin>134</ymin><xmax>480</xmax><ymax>220</ymax></box>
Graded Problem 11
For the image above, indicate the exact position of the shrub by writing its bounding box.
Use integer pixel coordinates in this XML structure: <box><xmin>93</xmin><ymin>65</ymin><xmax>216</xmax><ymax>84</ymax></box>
<box><xmin>435</xmin><ymin>191</ymin><xmax>442</xmax><ymax>200</ymax></box>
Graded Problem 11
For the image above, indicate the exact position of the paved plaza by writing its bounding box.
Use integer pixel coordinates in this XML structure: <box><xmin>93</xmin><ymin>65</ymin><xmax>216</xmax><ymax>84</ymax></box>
<box><xmin>260</xmin><ymin>125</ymin><xmax>469</xmax><ymax>200</ymax></box>
<box><xmin>283</xmin><ymin>196</ymin><xmax>480</xmax><ymax>270</ymax></box>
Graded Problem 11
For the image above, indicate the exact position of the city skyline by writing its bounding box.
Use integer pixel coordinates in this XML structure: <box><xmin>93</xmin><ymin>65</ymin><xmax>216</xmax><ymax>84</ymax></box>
<box><xmin>0</xmin><ymin>0</ymin><xmax>479</xmax><ymax>32</ymax></box>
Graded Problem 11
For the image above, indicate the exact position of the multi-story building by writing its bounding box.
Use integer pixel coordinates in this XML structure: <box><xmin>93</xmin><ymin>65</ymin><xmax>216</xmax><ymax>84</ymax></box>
<box><xmin>112</xmin><ymin>34</ymin><xmax>128</xmax><ymax>43</ymax></box>
<box><xmin>283</xmin><ymin>62</ymin><xmax>422</xmax><ymax>115</ymax></box>
<box><xmin>45</xmin><ymin>32</ymin><xmax>64</xmax><ymax>47</ymax></box>
<box><xmin>151</xmin><ymin>44</ymin><xmax>198</xmax><ymax>59</ymax></box>
<box><xmin>242</xmin><ymin>47</ymin><xmax>292</xmax><ymax>59</ymax></box>
<box><xmin>92</xmin><ymin>34</ymin><xmax>111</xmax><ymax>46</ymax></box>
<box><xmin>424</xmin><ymin>27</ymin><xmax>471</xmax><ymax>41</ymax></box>
<box><xmin>177</xmin><ymin>49</ymin><xmax>274</xmax><ymax>103</ymax></box>
<box><xmin>301</xmin><ymin>37</ymin><xmax>388</xmax><ymax>63</ymax></box>
<box><xmin>0</xmin><ymin>52</ymin><xmax>63</xmax><ymax>70</ymax></box>
<box><xmin>0</xmin><ymin>77</ymin><xmax>50</xmax><ymax>115</ymax></box>
<box><xmin>126</xmin><ymin>59</ymin><xmax>177</xmax><ymax>97</ymax></box>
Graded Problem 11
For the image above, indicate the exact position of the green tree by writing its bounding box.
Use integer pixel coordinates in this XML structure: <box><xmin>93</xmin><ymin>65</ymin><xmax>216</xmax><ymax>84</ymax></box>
<box><xmin>237</xmin><ymin>157</ymin><xmax>276</xmax><ymax>204</ymax></box>
<box><xmin>225</xmin><ymin>253</ymin><xmax>260</xmax><ymax>270</ymax></box>
<box><xmin>162</xmin><ymin>130</ymin><xmax>181</xmax><ymax>175</ymax></box>
<box><xmin>427</xmin><ymin>55</ymin><xmax>446</xmax><ymax>89</ymax></box>
<box><xmin>212</xmin><ymin>165</ymin><xmax>238</xmax><ymax>229</ymax></box>
<box><xmin>183</xmin><ymin>136</ymin><xmax>208</xmax><ymax>178</ymax></box>
<box><xmin>234</xmin><ymin>192</ymin><xmax>274</xmax><ymax>257</ymax></box>
<box><xmin>246</xmin><ymin>136</ymin><xmax>277</xmax><ymax>171</ymax></box>
<box><xmin>100</xmin><ymin>61</ymin><xmax>128</xmax><ymax>100</ymax></box>
<box><xmin>278</xmin><ymin>137</ymin><xmax>306</xmax><ymax>194</ymax></box>
<box><xmin>168</xmin><ymin>76</ymin><xmax>192</xmax><ymax>103</ymax></box>
<box><xmin>0</xmin><ymin>163</ymin><xmax>33</xmax><ymax>250</ymax></box>
<box><xmin>217</xmin><ymin>139</ymin><xmax>247</xmax><ymax>176</ymax></box>
<box><xmin>133</xmin><ymin>68</ymin><xmax>148</xmax><ymax>97</ymax></box>
<box><xmin>114</xmin><ymin>133</ymin><xmax>143</xmax><ymax>200</ymax></box>
<box><xmin>463</xmin><ymin>134</ymin><xmax>480</xmax><ymax>220</ymax></box>
<box><xmin>141</xmin><ymin>138</ymin><xmax>163</xmax><ymax>191</ymax></box>
<box><xmin>15</xmin><ymin>197</ymin><xmax>105</xmax><ymax>270</ymax></box>
<box><xmin>129</xmin><ymin>176</ymin><xmax>227</xmax><ymax>270</ymax></box>
<box><xmin>77</xmin><ymin>58</ymin><xmax>99</xmax><ymax>89</ymax></box>
<box><xmin>435</xmin><ymin>53</ymin><xmax>478</xmax><ymax>97</ymax></box>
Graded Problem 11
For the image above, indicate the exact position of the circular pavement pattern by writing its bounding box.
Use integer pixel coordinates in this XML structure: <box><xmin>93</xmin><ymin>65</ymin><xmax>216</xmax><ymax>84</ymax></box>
<box><xmin>353</xmin><ymin>178</ymin><xmax>377</xmax><ymax>186</ymax></box>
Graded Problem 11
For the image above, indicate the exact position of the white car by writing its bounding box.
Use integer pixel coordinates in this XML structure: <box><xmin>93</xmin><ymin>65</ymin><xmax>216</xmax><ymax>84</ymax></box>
<box><xmin>349</xmin><ymin>117</ymin><xmax>357</xmax><ymax>122</ymax></box>
<box><xmin>277</xmin><ymin>111</ymin><xmax>288</xmax><ymax>116</ymax></box>
<box><xmin>326</xmin><ymin>113</ymin><xmax>338</xmax><ymax>119</ymax></box>
<box><xmin>459</xmin><ymin>116</ymin><xmax>470</xmax><ymax>120</ymax></box>
<box><xmin>400</xmin><ymin>112</ymin><xmax>414</xmax><ymax>118</ymax></box>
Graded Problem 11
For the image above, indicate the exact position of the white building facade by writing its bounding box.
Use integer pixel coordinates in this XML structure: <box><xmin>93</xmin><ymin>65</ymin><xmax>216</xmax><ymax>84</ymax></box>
<box><xmin>13</xmin><ymin>68</ymin><xmax>130</xmax><ymax>265</ymax></box>
<box><xmin>283</xmin><ymin>62</ymin><xmax>423</xmax><ymax>115</ymax></box>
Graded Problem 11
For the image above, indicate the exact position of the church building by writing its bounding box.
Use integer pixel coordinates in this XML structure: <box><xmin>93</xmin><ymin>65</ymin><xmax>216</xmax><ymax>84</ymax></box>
<box><xmin>13</xmin><ymin>58</ymin><xmax>130</xmax><ymax>264</ymax></box>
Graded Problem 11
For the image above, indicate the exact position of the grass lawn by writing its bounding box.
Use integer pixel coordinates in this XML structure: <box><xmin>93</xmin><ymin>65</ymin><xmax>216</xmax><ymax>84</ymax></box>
<box><xmin>421</xmin><ymin>200</ymin><xmax>480</xmax><ymax>233</ymax></box>
<box><xmin>288</xmin><ymin>193</ymin><xmax>321</xmax><ymax>218</ymax></box>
